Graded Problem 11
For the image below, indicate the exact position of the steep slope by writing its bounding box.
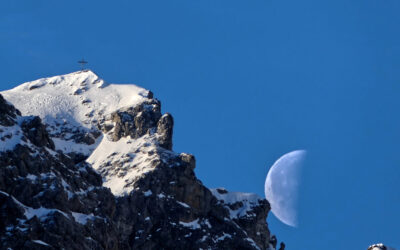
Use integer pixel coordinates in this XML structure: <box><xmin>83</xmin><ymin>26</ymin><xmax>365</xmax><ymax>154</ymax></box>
<box><xmin>1</xmin><ymin>70</ymin><xmax>281</xmax><ymax>249</ymax></box>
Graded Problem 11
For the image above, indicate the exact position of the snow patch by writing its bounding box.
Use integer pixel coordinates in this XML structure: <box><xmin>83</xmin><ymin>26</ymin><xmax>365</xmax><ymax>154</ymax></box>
<box><xmin>26</xmin><ymin>174</ymin><xmax>38</xmax><ymax>181</ymax></box>
<box><xmin>0</xmin><ymin>125</ymin><xmax>24</xmax><ymax>152</ymax></box>
<box><xmin>143</xmin><ymin>190</ymin><xmax>152</xmax><ymax>197</ymax></box>
<box><xmin>204</xmin><ymin>219</ymin><xmax>212</xmax><ymax>228</ymax></box>
<box><xmin>32</xmin><ymin>240</ymin><xmax>51</xmax><ymax>246</ymax></box>
<box><xmin>210</xmin><ymin>188</ymin><xmax>261</xmax><ymax>219</ymax></box>
<box><xmin>245</xmin><ymin>237</ymin><xmax>261</xmax><ymax>250</ymax></box>
<box><xmin>176</xmin><ymin>201</ymin><xmax>190</xmax><ymax>208</ymax></box>
<box><xmin>0</xmin><ymin>190</ymin><xmax>69</xmax><ymax>221</ymax></box>
<box><xmin>179</xmin><ymin>219</ymin><xmax>201</xmax><ymax>230</ymax></box>
<box><xmin>24</xmin><ymin>206</ymin><xmax>69</xmax><ymax>221</ymax></box>
<box><xmin>87</xmin><ymin>135</ymin><xmax>174</xmax><ymax>196</ymax></box>
<box><xmin>52</xmin><ymin>137</ymin><xmax>99</xmax><ymax>156</ymax></box>
<box><xmin>71</xmin><ymin>212</ymin><xmax>99</xmax><ymax>225</ymax></box>
<box><xmin>215</xmin><ymin>233</ymin><xmax>232</xmax><ymax>242</ymax></box>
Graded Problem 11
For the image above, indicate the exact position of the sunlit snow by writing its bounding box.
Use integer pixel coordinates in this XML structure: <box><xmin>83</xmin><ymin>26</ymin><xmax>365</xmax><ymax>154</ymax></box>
<box><xmin>1</xmin><ymin>70</ymin><xmax>149</xmax><ymax>155</ymax></box>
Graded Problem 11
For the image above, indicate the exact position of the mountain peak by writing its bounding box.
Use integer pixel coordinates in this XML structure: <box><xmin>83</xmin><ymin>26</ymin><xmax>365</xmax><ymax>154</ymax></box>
<box><xmin>2</xmin><ymin>71</ymin><xmax>152</xmax><ymax>159</ymax></box>
<box><xmin>24</xmin><ymin>69</ymin><xmax>104</xmax><ymax>91</ymax></box>
<box><xmin>0</xmin><ymin>72</ymin><xmax>279</xmax><ymax>250</ymax></box>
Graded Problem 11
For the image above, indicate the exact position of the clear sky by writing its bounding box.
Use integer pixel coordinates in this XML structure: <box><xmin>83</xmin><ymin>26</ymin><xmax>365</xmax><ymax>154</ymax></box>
<box><xmin>1</xmin><ymin>0</ymin><xmax>399</xmax><ymax>249</ymax></box>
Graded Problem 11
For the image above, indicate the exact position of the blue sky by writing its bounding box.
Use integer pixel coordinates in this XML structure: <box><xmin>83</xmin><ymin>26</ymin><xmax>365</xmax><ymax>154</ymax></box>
<box><xmin>1</xmin><ymin>0</ymin><xmax>399</xmax><ymax>248</ymax></box>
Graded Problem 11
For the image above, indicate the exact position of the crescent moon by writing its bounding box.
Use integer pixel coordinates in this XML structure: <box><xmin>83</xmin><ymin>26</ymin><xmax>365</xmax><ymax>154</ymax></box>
<box><xmin>265</xmin><ymin>150</ymin><xmax>306</xmax><ymax>227</ymax></box>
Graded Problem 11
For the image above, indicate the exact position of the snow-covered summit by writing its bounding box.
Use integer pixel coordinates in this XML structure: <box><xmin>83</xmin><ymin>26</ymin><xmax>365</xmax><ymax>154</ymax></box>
<box><xmin>1</xmin><ymin>70</ymin><xmax>151</xmax><ymax>156</ymax></box>
<box><xmin>2</xmin><ymin>70</ymin><xmax>150</xmax><ymax>128</ymax></box>
<box><xmin>0</xmin><ymin>71</ymin><xmax>278</xmax><ymax>249</ymax></box>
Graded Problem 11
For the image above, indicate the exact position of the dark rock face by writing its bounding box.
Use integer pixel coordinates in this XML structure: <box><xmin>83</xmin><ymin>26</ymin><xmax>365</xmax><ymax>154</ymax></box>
<box><xmin>21</xmin><ymin>116</ymin><xmax>55</xmax><ymax>150</ymax></box>
<box><xmin>156</xmin><ymin>113</ymin><xmax>174</xmax><ymax>150</ymax></box>
<box><xmin>0</xmin><ymin>110</ymin><xmax>118</xmax><ymax>248</ymax></box>
<box><xmin>0</xmin><ymin>92</ymin><xmax>278</xmax><ymax>250</ymax></box>
<box><xmin>106</xmin><ymin>99</ymin><xmax>162</xmax><ymax>142</ymax></box>
<box><xmin>0</xmin><ymin>94</ymin><xmax>20</xmax><ymax>126</ymax></box>
<box><xmin>99</xmin><ymin>99</ymin><xmax>174</xmax><ymax>151</ymax></box>
<box><xmin>115</xmin><ymin>156</ymin><xmax>267</xmax><ymax>249</ymax></box>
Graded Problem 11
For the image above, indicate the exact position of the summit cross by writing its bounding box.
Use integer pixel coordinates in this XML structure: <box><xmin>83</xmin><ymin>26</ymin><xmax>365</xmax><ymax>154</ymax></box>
<box><xmin>78</xmin><ymin>58</ymin><xmax>88</xmax><ymax>70</ymax></box>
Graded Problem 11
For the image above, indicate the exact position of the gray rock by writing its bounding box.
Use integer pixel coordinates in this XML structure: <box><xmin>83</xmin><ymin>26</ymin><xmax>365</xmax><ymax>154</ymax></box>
<box><xmin>157</xmin><ymin>113</ymin><xmax>174</xmax><ymax>150</ymax></box>
<box><xmin>21</xmin><ymin>116</ymin><xmax>55</xmax><ymax>150</ymax></box>
<box><xmin>0</xmin><ymin>94</ymin><xmax>20</xmax><ymax>126</ymax></box>
<box><xmin>108</xmin><ymin>99</ymin><xmax>161</xmax><ymax>141</ymax></box>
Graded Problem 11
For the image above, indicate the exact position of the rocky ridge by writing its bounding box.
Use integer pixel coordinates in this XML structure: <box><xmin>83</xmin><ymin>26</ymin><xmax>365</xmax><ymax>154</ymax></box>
<box><xmin>0</xmin><ymin>70</ymin><xmax>282</xmax><ymax>249</ymax></box>
<box><xmin>368</xmin><ymin>243</ymin><xmax>396</xmax><ymax>250</ymax></box>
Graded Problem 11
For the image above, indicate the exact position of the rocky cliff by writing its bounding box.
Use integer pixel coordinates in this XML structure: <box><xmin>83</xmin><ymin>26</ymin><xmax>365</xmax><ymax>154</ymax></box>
<box><xmin>0</xmin><ymin>71</ymin><xmax>282</xmax><ymax>250</ymax></box>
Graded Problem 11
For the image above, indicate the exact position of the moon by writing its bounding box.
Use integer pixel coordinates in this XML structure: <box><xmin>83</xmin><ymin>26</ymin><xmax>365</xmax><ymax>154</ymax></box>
<box><xmin>264</xmin><ymin>150</ymin><xmax>306</xmax><ymax>227</ymax></box>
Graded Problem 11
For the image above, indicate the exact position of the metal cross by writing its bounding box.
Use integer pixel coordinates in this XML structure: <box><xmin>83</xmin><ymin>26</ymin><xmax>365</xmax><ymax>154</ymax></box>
<box><xmin>78</xmin><ymin>58</ymin><xmax>88</xmax><ymax>70</ymax></box>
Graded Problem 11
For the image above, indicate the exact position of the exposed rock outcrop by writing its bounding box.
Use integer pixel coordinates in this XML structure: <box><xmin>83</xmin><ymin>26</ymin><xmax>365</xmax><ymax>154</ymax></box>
<box><xmin>0</xmin><ymin>94</ymin><xmax>20</xmax><ymax>126</ymax></box>
<box><xmin>368</xmin><ymin>243</ymin><xmax>396</xmax><ymax>250</ymax></box>
<box><xmin>156</xmin><ymin>113</ymin><xmax>174</xmax><ymax>150</ymax></box>
<box><xmin>106</xmin><ymin>99</ymin><xmax>162</xmax><ymax>142</ymax></box>
<box><xmin>21</xmin><ymin>116</ymin><xmax>55</xmax><ymax>150</ymax></box>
